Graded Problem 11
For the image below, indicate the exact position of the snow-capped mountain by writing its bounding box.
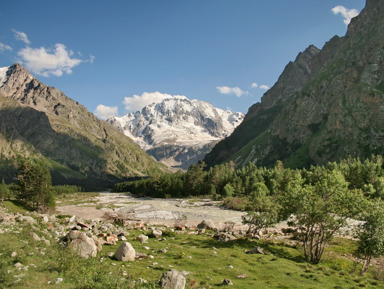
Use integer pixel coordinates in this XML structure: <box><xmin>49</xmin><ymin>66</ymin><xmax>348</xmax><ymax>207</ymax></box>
<box><xmin>108</xmin><ymin>96</ymin><xmax>244</xmax><ymax>169</ymax></box>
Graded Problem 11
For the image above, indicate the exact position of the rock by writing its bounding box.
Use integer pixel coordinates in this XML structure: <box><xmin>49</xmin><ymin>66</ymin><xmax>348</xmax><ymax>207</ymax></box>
<box><xmin>246</xmin><ymin>247</ymin><xmax>265</xmax><ymax>255</ymax></box>
<box><xmin>29</xmin><ymin>232</ymin><xmax>41</xmax><ymax>241</ymax></box>
<box><xmin>216</xmin><ymin>233</ymin><xmax>236</xmax><ymax>242</ymax></box>
<box><xmin>17</xmin><ymin>216</ymin><xmax>36</xmax><ymax>225</ymax></box>
<box><xmin>114</xmin><ymin>242</ymin><xmax>136</xmax><ymax>261</ymax></box>
<box><xmin>106</xmin><ymin>234</ymin><xmax>118</xmax><ymax>245</ymax></box>
<box><xmin>11</xmin><ymin>252</ymin><xmax>17</xmax><ymax>258</ymax></box>
<box><xmin>197</xmin><ymin>220</ymin><xmax>216</xmax><ymax>231</ymax></box>
<box><xmin>137</xmin><ymin>234</ymin><xmax>149</xmax><ymax>243</ymax></box>
<box><xmin>151</xmin><ymin>229</ymin><xmax>163</xmax><ymax>238</ymax></box>
<box><xmin>67</xmin><ymin>231</ymin><xmax>98</xmax><ymax>259</ymax></box>
<box><xmin>222</xmin><ymin>278</ymin><xmax>233</xmax><ymax>285</ymax></box>
<box><xmin>160</xmin><ymin>269</ymin><xmax>186</xmax><ymax>289</ymax></box>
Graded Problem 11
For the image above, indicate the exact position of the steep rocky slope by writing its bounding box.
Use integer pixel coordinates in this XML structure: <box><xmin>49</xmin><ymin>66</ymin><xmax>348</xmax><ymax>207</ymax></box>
<box><xmin>108</xmin><ymin>97</ymin><xmax>243</xmax><ymax>170</ymax></box>
<box><xmin>0</xmin><ymin>64</ymin><xmax>167</xmax><ymax>187</ymax></box>
<box><xmin>205</xmin><ymin>0</ymin><xmax>384</xmax><ymax>169</ymax></box>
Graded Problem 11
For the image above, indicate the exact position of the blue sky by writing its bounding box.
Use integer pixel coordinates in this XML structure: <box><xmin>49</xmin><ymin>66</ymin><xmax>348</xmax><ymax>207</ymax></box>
<box><xmin>0</xmin><ymin>0</ymin><xmax>365</xmax><ymax>118</ymax></box>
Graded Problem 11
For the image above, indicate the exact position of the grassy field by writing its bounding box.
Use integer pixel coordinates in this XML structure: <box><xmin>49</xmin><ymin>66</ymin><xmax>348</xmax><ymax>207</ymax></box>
<box><xmin>0</xmin><ymin>200</ymin><xmax>383</xmax><ymax>288</ymax></box>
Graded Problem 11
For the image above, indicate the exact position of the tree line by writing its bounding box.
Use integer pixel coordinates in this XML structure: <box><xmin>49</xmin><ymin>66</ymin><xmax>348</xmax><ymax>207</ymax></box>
<box><xmin>115</xmin><ymin>155</ymin><xmax>384</xmax><ymax>269</ymax></box>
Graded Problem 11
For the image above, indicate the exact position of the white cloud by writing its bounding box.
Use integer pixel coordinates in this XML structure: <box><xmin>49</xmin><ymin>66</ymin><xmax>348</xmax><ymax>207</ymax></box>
<box><xmin>259</xmin><ymin>84</ymin><xmax>270</xmax><ymax>90</ymax></box>
<box><xmin>18</xmin><ymin>44</ymin><xmax>83</xmax><ymax>77</ymax></box>
<box><xmin>251</xmin><ymin>83</ymin><xmax>258</xmax><ymax>88</ymax></box>
<box><xmin>216</xmin><ymin>86</ymin><xmax>247</xmax><ymax>97</ymax></box>
<box><xmin>94</xmin><ymin>104</ymin><xmax>118</xmax><ymax>120</ymax></box>
<box><xmin>123</xmin><ymin>91</ymin><xmax>187</xmax><ymax>112</ymax></box>
<box><xmin>12</xmin><ymin>29</ymin><xmax>31</xmax><ymax>45</ymax></box>
<box><xmin>331</xmin><ymin>5</ymin><xmax>359</xmax><ymax>25</ymax></box>
<box><xmin>0</xmin><ymin>42</ymin><xmax>12</xmax><ymax>52</ymax></box>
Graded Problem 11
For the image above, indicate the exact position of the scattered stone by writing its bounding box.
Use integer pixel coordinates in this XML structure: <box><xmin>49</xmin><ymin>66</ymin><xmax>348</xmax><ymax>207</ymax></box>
<box><xmin>246</xmin><ymin>246</ymin><xmax>265</xmax><ymax>255</ymax></box>
<box><xmin>197</xmin><ymin>220</ymin><xmax>216</xmax><ymax>231</ymax></box>
<box><xmin>29</xmin><ymin>232</ymin><xmax>41</xmax><ymax>241</ymax></box>
<box><xmin>216</xmin><ymin>233</ymin><xmax>236</xmax><ymax>242</ymax></box>
<box><xmin>160</xmin><ymin>269</ymin><xmax>186</xmax><ymax>289</ymax></box>
<box><xmin>17</xmin><ymin>216</ymin><xmax>36</xmax><ymax>225</ymax></box>
<box><xmin>56</xmin><ymin>278</ymin><xmax>64</xmax><ymax>284</ymax></box>
<box><xmin>14</xmin><ymin>262</ymin><xmax>23</xmax><ymax>268</ymax></box>
<box><xmin>11</xmin><ymin>252</ymin><xmax>17</xmax><ymax>258</ymax></box>
<box><xmin>114</xmin><ymin>242</ymin><xmax>136</xmax><ymax>261</ymax></box>
<box><xmin>151</xmin><ymin>229</ymin><xmax>163</xmax><ymax>238</ymax></box>
<box><xmin>137</xmin><ymin>234</ymin><xmax>149</xmax><ymax>243</ymax></box>
<box><xmin>222</xmin><ymin>278</ymin><xmax>233</xmax><ymax>286</ymax></box>
<box><xmin>237</xmin><ymin>274</ymin><xmax>248</xmax><ymax>279</ymax></box>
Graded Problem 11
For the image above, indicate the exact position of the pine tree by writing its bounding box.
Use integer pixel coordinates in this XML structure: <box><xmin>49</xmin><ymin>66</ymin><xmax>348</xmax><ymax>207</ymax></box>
<box><xmin>15</xmin><ymin>158</ymin><xmax>55</xmax><ymax>212</ymax></box>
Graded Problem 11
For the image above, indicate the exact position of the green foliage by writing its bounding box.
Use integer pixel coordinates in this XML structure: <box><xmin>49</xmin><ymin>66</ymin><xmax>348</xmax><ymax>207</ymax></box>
<box><xmin>288</xmin><ymin>168</ymin><xmax>365</xmax><ymax>264</ymax></box>
<box><xmin>242</xmin><ymin>182</ymin><xmax>281</xmax><ymax>235</ymax></box>
<box><xmin>52</xmin><ymin>184</ymin><xmax>82</xmax><ymax>195</ymax></box>
<box><xmin>356</xmin><ymin>200</ymin><xmax>384</xmax><ymax>274</ymax></box>
<box><xmin>0</xmin><ymin>179</ymin><xmax>12</xmax><ymax>201</ymax></box>
<box><xmin>15</xmin><ymin>157</ymin><xmax>55</xmax><ymax>212</ymax></box>
<box><xmin>114</xmin><ymin>155</ymin><xmax>384</xmax><ymax>264</ymax></box>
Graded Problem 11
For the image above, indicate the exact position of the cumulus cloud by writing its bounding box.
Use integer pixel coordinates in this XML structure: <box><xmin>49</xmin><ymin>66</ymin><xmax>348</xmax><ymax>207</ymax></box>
<box><xmin>259</xmin><ymin>84</ymin><xmax>270</xmax><ymax>90</ymax></box>
<box><xmin>12</xmin><ymin>29</ymin><xmax>31</xmax><ymax>45</ymax></box>
<box><xmin>18</xmin><ymin>43</ymin><xmax>83</xmax><ymax>77</ymax></box>
<box><xmin>94</xmin><ymin>104</ymin><xmax>119</xmax><ymax>120</ymax></box>
<box><xmin>331</xmin><ymin>5</ymin><xmax>359</xmax><ymax>25</ymax></box>
<box><xmin>0</xmin><ymin>42</ymin><xmax>12</xmax><ymax>52</ymax></box>
<box><xmin>123</xmin><ymin>91</ymin><xmax>187</xmax><ymax>112</ymax></box>
<box><xmin>251</xmin><ymin>82</ymin><xmax>270</xmax><ymax>90</ymax></box>
<box><xmin>216</xmin><ymin>86</ymin><xmax>247</xmax><ymax>97</ymax></box>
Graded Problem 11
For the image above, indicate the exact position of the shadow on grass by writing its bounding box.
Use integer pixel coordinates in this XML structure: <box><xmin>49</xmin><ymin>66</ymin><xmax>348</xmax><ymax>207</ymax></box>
<box><xmin>199</xmin><ymin>236</ymin><xmax>307</xmax><ymax>264</ymax></box>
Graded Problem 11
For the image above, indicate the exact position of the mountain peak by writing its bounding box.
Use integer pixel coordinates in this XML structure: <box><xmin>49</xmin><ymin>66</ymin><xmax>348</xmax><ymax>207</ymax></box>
<box><xmin>108</xmin><ymin>96</ymin><xmax>244</xmax><ymax>169</ymax></box>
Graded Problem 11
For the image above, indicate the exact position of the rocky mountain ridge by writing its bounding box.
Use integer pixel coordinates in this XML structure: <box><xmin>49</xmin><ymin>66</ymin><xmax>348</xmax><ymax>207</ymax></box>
<box><xmin>204</xmin><ymin>0</ymin><xmax>384</xmax><ymax>169</ymax></box>
<box><xmin>108</xmin><ymin>97</ymin><xmax>244</xmax><ymax>170</ymax></box>
<box><xmin>0</xmin><ymin>64</ymin><xmax>168</xmax><ymax>187</ymax></box>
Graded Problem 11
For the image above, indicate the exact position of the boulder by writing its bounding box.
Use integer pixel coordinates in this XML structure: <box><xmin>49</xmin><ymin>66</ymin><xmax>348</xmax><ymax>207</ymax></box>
<box><xmin>197</xmin><ymin>220</ymin><xmax>216</xmax><ymax>231</ymax></box>
<box><xmin>151</xmin><ymin>229</ymin><xmax>163</xmax><ymax>238</ymax></box>
<box><xmin>137</xmin><ymin>234</ymin><xmax>149</xmax><ymax>243</ymax></box>
<box><xmin>246</xmin><ymin>246</ymin><xmax>265</xmax><ymax>255</ymax></box>
<box><xmin>114</xmin><ymin>242</ymin><xmax>136</xmax><ymax>261</ymax></box>
<box><xmin>67</xmin><ymin>231</ymin><xmax>98</xmax><ymax>259</ymax></box>
<box><xmin>222</xmin><ymin>278</ymin><xmax>233</xmax><ymax>286</ymax></box>
<box><xmin>216</xmin><ymin>232</ymin><xmax>236</xmax><ymax>242</ymax></box>
<box><xmin>160</xmin><ymin>269</ymin><xmax>186</xmax><ymax>289</ymax></box>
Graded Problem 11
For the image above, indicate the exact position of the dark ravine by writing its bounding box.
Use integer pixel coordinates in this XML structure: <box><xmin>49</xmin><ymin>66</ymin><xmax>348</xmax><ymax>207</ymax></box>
<box><xmin>0</xmin><ymin>64</ymin><xmax>168</xmax><ymax>188</ymax></box>
<box><xmin>204</xmin><ymin>0</ymin><xmax>384</xmax><ymax>169</ymax></box>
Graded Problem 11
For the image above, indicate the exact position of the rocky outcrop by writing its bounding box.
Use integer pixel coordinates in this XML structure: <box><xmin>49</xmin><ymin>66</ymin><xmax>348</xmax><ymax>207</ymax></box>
<box><xmin>205</xmin><ymin>0</ymin><xmax>384</xmax><ymax>169</ymax></box>
<box><xmin>0</xmin><ymin>64</ymin><xmax>167</xmax><ymax>187</ymax></box>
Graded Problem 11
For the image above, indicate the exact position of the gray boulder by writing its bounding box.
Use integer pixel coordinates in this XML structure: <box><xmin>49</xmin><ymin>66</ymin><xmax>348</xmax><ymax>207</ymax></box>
<box><xmin>197</xmin><ymin>220</ymin><xmax>216</xmax><ymax>231</ymax></box>
<box><xmin>67</xmin><ymin>231</ymin><xmax>98</xmax><ymax>259</ymax></box>
<box><xmin>160</xmin><ymin>269</ymin><xmax>186</xmax><ymax>289</ymax></box>
<box><xmin>114</xmin><ymin>242</ymin><xmax>136</xmax><ymax>261</ymax></box>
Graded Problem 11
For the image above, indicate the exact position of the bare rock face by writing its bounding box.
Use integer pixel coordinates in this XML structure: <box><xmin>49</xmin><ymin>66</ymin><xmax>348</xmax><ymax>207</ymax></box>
<box><xmin>114</xmin><ymin>242</ymin><xmax>136</xmax><ymax>261</ymax></box>
<box><xmin>67</xmin><ymin>231</ymin><xmax>98</xmax><ymax>259</ymax></box>
<box><xmin>160</xmin><ymin>269</ymin><xmax>186</xmax><ymax>289</ymax></box>
<box><xmin>205</xmin><ymin>0</ymin><xmax>384</xmax><ymax>169</ymax></box>
<box><xmin>0</xmin><ymin>63</ymin><xmax>167</xmax><ymax>186</ymax></box>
